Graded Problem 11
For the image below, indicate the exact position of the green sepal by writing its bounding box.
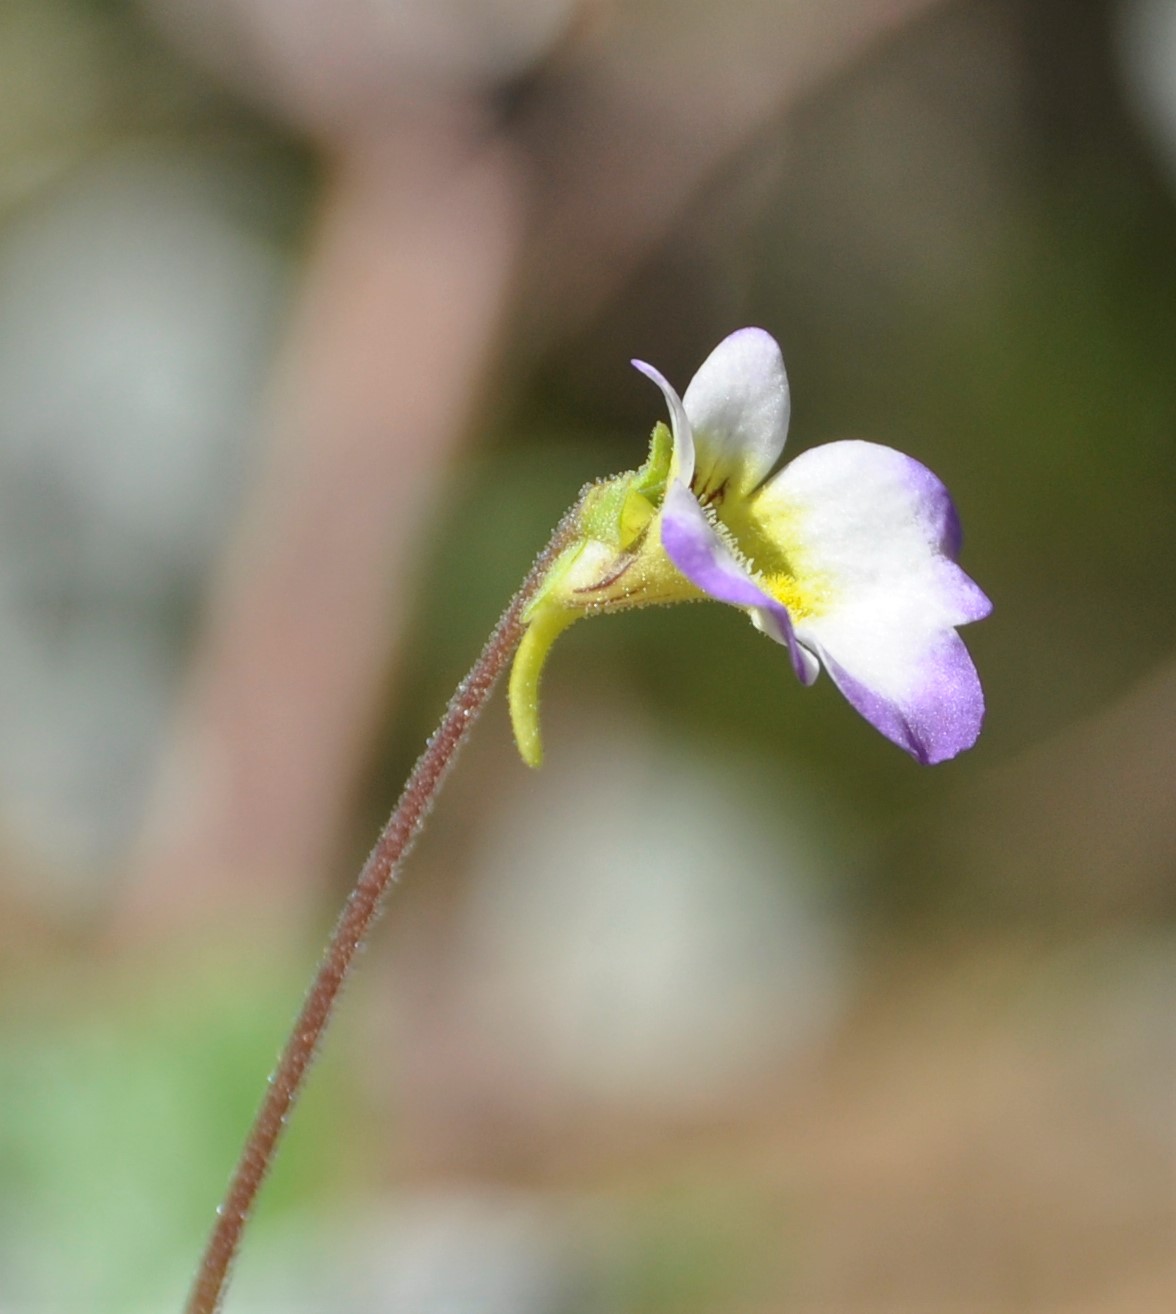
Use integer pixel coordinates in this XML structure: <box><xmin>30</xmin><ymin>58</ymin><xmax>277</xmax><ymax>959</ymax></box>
<box><xmin>508</xmin><ymin>594</ymin><xmax>580</xmax><ymax>768</ymax></box>
<box><xmin>633</xmin><ymin>420</ymin><xmax>673</xmax><ymax>501</ymax></box>
<box><xmin>507</xmin><ymin>423</ymin><xmax>674</xmax><ymax>768</ymax></box>
<box><xmin>579</xmin><ymin>421</ymin><xmax>672</xmax><ymax>551</ymax></box>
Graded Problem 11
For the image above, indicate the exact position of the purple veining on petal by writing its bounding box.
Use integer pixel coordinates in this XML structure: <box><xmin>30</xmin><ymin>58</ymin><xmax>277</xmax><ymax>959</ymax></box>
<box><xmin>818</xmin><ymin>630</ymin><xmax>985</xmax><ymax>765</ymax></box>
<box><xmin>632</xmin><ymin>359</ymin><xmax>695</xmax><ymax>483</ymax></box>
<box><xmin>660</xmin><ymin>480</ymin><xmax>816</xmax><ymax>684</ymax></box>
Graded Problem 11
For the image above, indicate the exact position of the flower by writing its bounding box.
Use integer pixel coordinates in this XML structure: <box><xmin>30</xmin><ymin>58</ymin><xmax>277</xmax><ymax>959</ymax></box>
<box><xmin>508</xmin><ymin>328</ymin><xmax>991</xmax><ymax>766</ymax></box>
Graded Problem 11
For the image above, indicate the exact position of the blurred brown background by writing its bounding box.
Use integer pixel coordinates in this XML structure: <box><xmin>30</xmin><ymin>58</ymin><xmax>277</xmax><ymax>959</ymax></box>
<box><xmin>0</xmin><ymin>1</ymin><xmax>1172</xmax><ymax>1311</ymax></box>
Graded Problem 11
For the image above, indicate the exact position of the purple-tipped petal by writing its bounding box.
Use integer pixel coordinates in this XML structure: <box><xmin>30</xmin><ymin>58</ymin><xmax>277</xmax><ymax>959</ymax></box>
<box><xmin>632</xmin><ymin>359</ymin><xmax>695</xmax><ymax>484</ymax></box>
<box><xmin>755</xmin><ymin>439</ymin><xmax>990</xmax><ymax>760</ymax></box>
<box><xmin>818</xmin><ymin>630</ymin><xmax>985</xmax><ymax>764</ymax></box>
<box><xmin>682</xmin><ymin>327</ymin><xmax>791</xmax><ymax>494</ymax></box>
<box><xmin>761</xmin><ymin>441</ymin><xmax>991</xmax><ymax>623</ymax></box>
<box><xmin>660</xmin><ymin>480</ymin><xmax>818</xmax><ymax>684</ymax></box>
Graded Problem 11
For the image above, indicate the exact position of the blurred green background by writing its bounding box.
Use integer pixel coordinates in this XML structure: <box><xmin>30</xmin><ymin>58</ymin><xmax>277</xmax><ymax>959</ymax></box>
<box><xmin>0</xmin><ymin>1</ymin><xmax>1173</xmax><ymax>1310</ymax></box>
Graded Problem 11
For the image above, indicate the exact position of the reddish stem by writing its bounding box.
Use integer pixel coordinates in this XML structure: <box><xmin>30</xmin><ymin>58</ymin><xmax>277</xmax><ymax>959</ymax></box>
<box><xmin>184</xmin><ymin>506</ymin><xmax>580</xmax><ymax>1314</ymax></box>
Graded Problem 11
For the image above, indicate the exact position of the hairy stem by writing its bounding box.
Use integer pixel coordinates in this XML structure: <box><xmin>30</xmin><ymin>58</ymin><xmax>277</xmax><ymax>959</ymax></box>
<box><xmin>184</xmin><ymin>505</ymin><xmax>581</xmax><ymax>1314</ymax></box>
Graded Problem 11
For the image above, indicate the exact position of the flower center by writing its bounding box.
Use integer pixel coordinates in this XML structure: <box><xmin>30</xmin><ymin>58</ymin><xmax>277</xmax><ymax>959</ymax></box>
<box><xmin>719</xmin><ymin>497</ymin><xmax>827</xmax><ymax>621</ymax></box>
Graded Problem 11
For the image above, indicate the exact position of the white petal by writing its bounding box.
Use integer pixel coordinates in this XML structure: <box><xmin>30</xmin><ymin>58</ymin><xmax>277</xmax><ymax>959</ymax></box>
<box><xmin>756</xmin><ymin>440</ymin><xmax>990</xmax><ymax>629</ymax></box>
<box><xmin>682</xmin><ymin>327</ymin><xmax>790</xmax><ymax>495</ymax></box>
<box><xmin>756</xmin><ymin>440</ymin><xmax>991</xmax><ymax>761</ymax></box>
<box><xmin>802</xmin><ymin>585</ymin><xmax>986</xmax><ymax>762</ymax></box>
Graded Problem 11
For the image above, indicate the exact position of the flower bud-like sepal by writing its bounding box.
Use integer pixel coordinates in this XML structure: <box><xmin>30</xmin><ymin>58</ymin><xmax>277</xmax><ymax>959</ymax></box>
<box><xmin>507</xmin><ymin>421</ymin><xmax>697</xmax><ymax>766</ymax></box>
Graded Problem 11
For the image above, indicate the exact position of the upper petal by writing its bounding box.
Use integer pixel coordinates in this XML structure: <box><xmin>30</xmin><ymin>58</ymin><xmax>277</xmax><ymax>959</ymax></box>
<box><xmin>682</xmin><ymin>327</ymin><xmax>791</xmax><ymax>497</ymax></box>
<box><xmin>632</xmin><ymin>359</ymin><xmax>695</xmax><ymax>485</ymax></box>
<box><xmin>660</xmin><ymin>479</ymin><xmax>818</xmax><ymax>685</ymax></box>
